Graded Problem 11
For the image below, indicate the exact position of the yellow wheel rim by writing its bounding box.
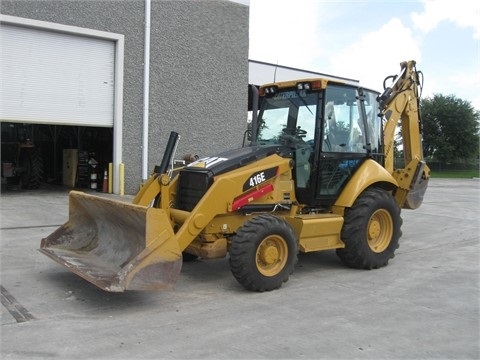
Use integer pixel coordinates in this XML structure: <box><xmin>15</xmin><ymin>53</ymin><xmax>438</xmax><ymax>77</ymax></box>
<box><xmin>256</xmin><ymin>235</ymin><xmax>288</xmax><ymax>277</ymax></box>
<box><xmin>367</xmin><ymin>209</ymin><xmax>393</xmax><ymax>253</ymax></box>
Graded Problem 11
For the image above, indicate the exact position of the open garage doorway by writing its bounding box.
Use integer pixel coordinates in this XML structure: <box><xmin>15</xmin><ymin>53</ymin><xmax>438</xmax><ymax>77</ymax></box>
<box><xmin>1</xmin><ymin>122</ymin><xmax>113</xmax><ymax>191</ymax></box>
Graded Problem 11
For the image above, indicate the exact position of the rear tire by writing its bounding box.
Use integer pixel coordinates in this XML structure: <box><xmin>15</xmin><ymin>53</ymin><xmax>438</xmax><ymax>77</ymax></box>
<box><xmin>20</xmin><ymin>147</ymin><xmax>43</xmax><ymax>189</ymax></box>
<box><xmin>229</xmin><ymin>214</ymin><xmax>298</xmax><ymax>292</ymax></box>
<box><xmin>336</xmin><ymin>187</ymin><xmax>402</xmax><ymax>269</ymax></box>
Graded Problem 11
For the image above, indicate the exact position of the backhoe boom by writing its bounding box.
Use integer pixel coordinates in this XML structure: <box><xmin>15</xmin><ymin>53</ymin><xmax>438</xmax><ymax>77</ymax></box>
<box><xmin>378</xmin><ymin>60</ymin><xmax>430</xmax><ymax>209</ymax></box>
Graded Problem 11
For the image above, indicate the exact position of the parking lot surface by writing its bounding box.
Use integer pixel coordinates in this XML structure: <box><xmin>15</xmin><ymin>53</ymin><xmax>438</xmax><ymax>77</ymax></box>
<box><xmin>1</xmin><ymin>178</ymin><xmax>479</xmax><ymax>359</ymax></box>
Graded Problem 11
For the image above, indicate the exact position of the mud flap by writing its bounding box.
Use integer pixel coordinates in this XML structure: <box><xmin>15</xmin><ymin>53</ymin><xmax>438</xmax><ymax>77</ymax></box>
<box><xmin>39</xmin><ymin>191</ymin><xmax>182</xmax><ymax>292</ymax></box>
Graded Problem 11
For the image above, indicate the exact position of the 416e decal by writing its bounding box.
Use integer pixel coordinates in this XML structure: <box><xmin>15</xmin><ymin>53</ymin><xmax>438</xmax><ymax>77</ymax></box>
<box><xmin>243</xmin><ymin>167</ymin><xmax>278</xmax><ymax>192</ymax></box>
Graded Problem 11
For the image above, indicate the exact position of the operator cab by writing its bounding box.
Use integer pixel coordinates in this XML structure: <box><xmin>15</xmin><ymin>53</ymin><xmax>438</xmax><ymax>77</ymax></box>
<box><xmin>252</xmin><ymin>79</ymin><xmax>381</xmax><ymax>208</ymax></box>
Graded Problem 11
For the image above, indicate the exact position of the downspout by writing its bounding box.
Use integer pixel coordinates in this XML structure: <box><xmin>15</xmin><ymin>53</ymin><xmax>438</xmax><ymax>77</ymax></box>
<box><xmin>142</xmin><ymin>0</ymin><xmax>151</xmax><ymax>182</ymax></box>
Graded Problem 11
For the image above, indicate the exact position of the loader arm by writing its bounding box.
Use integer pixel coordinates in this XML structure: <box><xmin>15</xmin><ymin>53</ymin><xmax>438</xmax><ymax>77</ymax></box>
<box><xmin>166</xmin><ymin>153</ymin><xmax>294</xmax><ymax>253</ymax></box>
<box><xmin>377</xmin><ymin>60</ymin><xmax>430</xmax><ymax>209</ymax></box>
<box><xmin>132</xmin><ymin>173</ymin><xmax>162</xmax><ymax>206</ymax></box>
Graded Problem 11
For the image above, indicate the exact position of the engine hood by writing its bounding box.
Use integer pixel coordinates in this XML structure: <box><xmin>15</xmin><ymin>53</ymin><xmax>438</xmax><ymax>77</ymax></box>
<box><xmin>183</xmin><ymin>145</ymin><xmax>291</xmax><ymax>177</ymax></box>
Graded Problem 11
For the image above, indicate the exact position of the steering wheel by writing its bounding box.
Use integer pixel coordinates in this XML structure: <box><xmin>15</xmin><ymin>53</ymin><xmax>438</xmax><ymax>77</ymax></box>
<box><xmin>296</xmin><ymin>128</ymin><xmax>307</xmax><ymax>137</ymax></box>
<box><xmin>282</xmin><ymin>126</ymin><xmax>307</xmax><ymax>137</ymax></box>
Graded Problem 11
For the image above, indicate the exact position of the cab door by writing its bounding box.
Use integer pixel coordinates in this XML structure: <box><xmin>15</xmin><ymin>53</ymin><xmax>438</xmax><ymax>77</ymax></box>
<box><xmin>311</xmin><ymin>85</ymin><xmax>379</xmax><ymax>208</ymax></box>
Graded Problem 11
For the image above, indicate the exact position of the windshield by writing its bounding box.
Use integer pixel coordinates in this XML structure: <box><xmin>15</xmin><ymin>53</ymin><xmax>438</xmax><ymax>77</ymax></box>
<box><xmin>256</xmin><ymin>90</ymin><xmax>317</xmax><ymax>145</ymax></box>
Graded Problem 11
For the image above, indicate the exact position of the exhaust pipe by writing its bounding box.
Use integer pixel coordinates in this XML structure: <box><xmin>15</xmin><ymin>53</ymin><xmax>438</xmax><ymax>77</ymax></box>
<box><xmin>155</xmin><ymin>131</ymin><xmax>180</xmax><ymax>177</ymax></box>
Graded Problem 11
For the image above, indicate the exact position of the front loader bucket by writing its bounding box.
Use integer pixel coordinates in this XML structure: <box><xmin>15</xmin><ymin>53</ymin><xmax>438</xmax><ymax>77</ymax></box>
<box><xmin>39</xmin><ymin>191</ymin><xmax>182</xmax><ymax>292</ymax></box>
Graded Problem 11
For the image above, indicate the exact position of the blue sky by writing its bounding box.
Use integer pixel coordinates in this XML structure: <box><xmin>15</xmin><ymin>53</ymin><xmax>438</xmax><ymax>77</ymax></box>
<box><xmin>246</xmin><ymin>0</ymin><xmax>480</xmax><ymax>110</ymax></box>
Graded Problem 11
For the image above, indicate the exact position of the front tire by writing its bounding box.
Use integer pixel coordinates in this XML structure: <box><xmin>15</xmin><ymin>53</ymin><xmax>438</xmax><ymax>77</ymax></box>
<box><xmin>336</xmin><ymin>187</ymin><xmax>402</xmax><ymax>269</ymax></box>
<box><xmin>229</xmin><ymin>214</ymin><xmax>298</xmax><ymax>292</ymax></box>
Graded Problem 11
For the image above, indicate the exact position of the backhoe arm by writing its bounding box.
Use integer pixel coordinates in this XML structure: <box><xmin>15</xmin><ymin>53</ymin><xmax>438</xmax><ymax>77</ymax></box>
<box><xmin>377</xmin><ymin>60</ymin><xmax>430</xmax><ymax>209</ymax></box>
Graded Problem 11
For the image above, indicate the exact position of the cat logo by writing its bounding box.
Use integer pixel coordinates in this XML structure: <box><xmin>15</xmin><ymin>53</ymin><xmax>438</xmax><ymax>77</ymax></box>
<box><xmin>189</xmin><ymin>156</ymin><xmax>228</xmax><ymax>169</ymax></box>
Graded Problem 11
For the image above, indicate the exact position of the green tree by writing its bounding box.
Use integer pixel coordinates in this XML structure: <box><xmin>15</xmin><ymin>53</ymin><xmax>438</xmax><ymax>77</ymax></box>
<box><xmin>420</xmin><ymin>94</ymin><xmax>479</xmax><ymax>165</ymax></box>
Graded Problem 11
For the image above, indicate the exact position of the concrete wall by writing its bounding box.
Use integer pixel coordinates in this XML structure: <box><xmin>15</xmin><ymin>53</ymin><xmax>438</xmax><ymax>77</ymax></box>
<box><xmin>1</xmin><ymin>0</ymin><xmax>249</xmax><ymax>194</ymax></box>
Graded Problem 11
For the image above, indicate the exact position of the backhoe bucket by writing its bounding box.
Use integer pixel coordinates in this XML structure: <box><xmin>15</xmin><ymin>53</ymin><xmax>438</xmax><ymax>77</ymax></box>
<box><xmin>39</xmin><ymin>191</ymin><xmax>182</xmax><ymax>292</ymax></box>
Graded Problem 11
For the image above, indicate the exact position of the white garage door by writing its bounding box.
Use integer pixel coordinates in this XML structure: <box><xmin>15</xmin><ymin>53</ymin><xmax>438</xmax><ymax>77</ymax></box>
<box><xmin>1</xmin><ymin>23</ymin><xmax>115</xmax><ymax>127</ymax></box>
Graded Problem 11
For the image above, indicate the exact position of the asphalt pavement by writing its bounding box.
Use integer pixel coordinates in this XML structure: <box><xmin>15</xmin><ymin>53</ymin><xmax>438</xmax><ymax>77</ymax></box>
<box><xmin>1</xmin><ymin>178</ymin><xmax>479</xmax><ymax>359</ymax></box>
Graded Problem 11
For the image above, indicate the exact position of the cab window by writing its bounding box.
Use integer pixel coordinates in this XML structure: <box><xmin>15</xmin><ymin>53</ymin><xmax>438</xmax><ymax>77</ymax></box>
<box><xmin>323</xmin><ymin>85</ymin><xmax>367</xmax><ymax>154</ymax></box>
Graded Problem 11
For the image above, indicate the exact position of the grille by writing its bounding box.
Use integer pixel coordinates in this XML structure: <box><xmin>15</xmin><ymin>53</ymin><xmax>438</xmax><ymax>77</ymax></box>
<box><xmin>176</xmin><ymin>170</ymin><xmax>213</xmax><ymax>211</ymax></box>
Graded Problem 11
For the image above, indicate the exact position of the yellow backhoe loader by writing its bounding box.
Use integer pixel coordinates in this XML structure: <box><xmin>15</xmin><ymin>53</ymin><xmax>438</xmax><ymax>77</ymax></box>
<box><xmin>40</xmin><ymin>60</ymin><xmax>430</xmax><ymax>292</ymax></box>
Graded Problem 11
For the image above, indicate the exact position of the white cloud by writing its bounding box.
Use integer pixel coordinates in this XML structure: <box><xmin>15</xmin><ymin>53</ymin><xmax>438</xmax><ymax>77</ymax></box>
<box><xmin>328</xmin><ymin>18</ymin><xmax>422</xmax><ymax>92</ymax></box>
<box><xmin>248</xmin><ymin>0</ymin><xmax>324</xmax><ymax>68</ymax></box>
<box><xmin>411</xmin><ymin>0</ymin><xmax>480</xmax><ymax>38</ymax></box>
<box><xmin>445</xmin><ymin>72</ymin><xmax>480</xmax><ymax>108</ymax></box>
